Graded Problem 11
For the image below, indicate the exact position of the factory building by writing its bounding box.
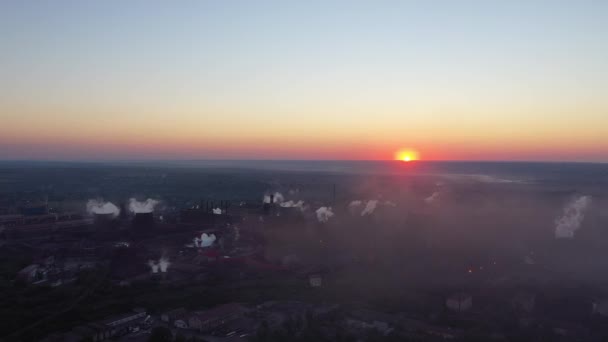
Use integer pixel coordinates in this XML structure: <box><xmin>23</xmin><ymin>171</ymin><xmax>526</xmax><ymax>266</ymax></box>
<box><xmin>58</xmin><ymin>309</ymin><xmax>148</xmax><ymax>342</ymax></box>
<box><xmin>1</xmin><ymin>212</ymin><xmax>94</xmax><ymax>240</ymax></box>
<box><xmin>188</xmin><ymin>303</ymin><xmax>249</xmax><ymax>332</ymax></box>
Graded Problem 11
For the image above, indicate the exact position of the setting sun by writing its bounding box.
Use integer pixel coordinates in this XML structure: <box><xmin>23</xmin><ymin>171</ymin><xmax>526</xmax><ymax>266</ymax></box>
<box><xmin>395</xmin><ymin>149</ymin><xmax>419</xmax><ymax>162</ymax></box>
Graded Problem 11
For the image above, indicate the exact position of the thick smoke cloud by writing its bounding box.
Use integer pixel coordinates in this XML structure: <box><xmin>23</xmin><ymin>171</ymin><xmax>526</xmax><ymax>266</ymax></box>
<box><xmin>555</xmin><ymin>195</ymin><xmax>592</xmax><ymax>239</ymax></box>
<box><xmin>316</xmin><ymin>207</ymin><xmax>334</xmax><ymax>222</ymax></box>
<box><xmin>128</xmin><ymin>198</ymin><xmax>159</xmax><ymax>213</ymax></box>
<box><xmin>194</xmin><ymin>233</ymin><xmax>217</xmax><ymax>247</ymax></box>
<box><xmin>86</xmin><ymin>199</ymin><xmax>120</xmax><ymax>217</ymax></box>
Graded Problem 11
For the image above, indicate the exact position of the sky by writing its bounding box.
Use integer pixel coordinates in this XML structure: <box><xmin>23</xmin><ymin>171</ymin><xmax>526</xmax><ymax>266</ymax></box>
<box><xmin>1</xmin><ymin>1</ymin><xmax>607</xmax><ymax>162</ymax></box>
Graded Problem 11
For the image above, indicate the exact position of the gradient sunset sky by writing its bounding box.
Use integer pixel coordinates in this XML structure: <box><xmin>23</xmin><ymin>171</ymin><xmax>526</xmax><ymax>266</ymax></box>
<box><xmin>1</xmin><ymin>1</ymin><xmax>607</xmax><ymax>162</ymax></box>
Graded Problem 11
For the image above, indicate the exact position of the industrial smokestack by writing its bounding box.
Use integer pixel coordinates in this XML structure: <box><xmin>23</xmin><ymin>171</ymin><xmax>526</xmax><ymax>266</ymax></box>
<box><xmin>263</xmin><ymin>192</ymin><xmax>284</xmax><ymax>204</ymax></box>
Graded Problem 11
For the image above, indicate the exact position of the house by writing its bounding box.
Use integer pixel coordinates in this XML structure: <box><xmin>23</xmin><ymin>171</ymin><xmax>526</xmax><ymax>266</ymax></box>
<box><xmin>67</xmin><ymin>309</ymin><xmax>147</xmax><ymax>341</ymax></box>
<box><xmin>188</xmin><ymin>303</ymin><xmax>249</xmax><ymax>332</ymax></box>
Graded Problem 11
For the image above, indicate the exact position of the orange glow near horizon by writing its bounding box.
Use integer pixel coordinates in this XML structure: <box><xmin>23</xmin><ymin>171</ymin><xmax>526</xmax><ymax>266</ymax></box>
<box><xmin>395</xmin><ymin>149</ymin><xmax>419</xmax><ymax>162</ymax></box>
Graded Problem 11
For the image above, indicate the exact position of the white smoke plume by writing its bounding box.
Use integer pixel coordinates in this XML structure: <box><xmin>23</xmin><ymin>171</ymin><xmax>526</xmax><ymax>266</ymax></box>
<box><xmin>280</xmin><ymin>200</ymin><xmax>305</xmax><ymax>211</ymax></box>
<box><xmin>212</xmin><ymin>208</ymin><xmax>222</xmax><ymax>215</ymax></box>
<box><xmin>348</xmin><ymin>200</ymin><xmax>362</xmax><ymax>215</ymax></box>
<box><xmin>361</xmin><ymin>200</ymin><xmax>379</xmax><ymax>216</ymax></box>
<box><xmin>316</xmin><ymin>207</ymin><xmax>334</xmax><ymax>223</ymax></box>
<box><xmin>425</xmin><ymin>191</ymin><xmax>440</xmax><ymax>204</ymax></box>
<box><xmin>349</xmin><ymin>200</ymin><xmax>362</xmax><ymax>208</ymax></box>
<box><xmin>384</xmin><ymin>200</ymin><xmax>397</xmax><ymax>207</ymax></box>
<box><xmin>263</xmin><ymin>192</ymin><xmax>285</xmax><ymax>204</ymax></box>
<box><xmin>148</xmin><ymin>260</ymin><xmax>159</xmax><ymax>273</ymax></box>
<box><xmin>273</xmin><ymin>192</ymin><xmax>285</xmax><ymax>203</ymax></box>
<box><xmin>86</xmin><ymin>199</ymin><xmax>120</xmax><ymax>217</ymax></box>
<box><xmin>555</xmin><ymin>195</ymin><xmax>592</xmax><ymax>239</ymax></box>
<box><xmin>159</xmin><ymin>256</ymin><xmax>171</xmax><ymax>273</ymax></box>
<box><xmin>194</xmin><ymin>233</ymin><xmax>217</xmax><ymax>247</ymax></box>
<box><xmin>128</xmin><ymin>198</ymin><xmax>159</xmax><ymax>213</ymax></box>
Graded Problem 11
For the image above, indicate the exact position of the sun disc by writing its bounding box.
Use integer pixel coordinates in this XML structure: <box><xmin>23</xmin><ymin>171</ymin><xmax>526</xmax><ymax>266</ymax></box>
<box><xmin>395</xmin><ymin>149</ymin><xmax>419</xmax><ymax>162</ymax></box>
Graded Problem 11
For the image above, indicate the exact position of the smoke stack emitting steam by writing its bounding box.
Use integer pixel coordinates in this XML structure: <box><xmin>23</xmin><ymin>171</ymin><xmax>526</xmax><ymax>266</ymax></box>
<box><xmin>263</xmin><ymin>192</ymin><xmax>285</xmax><ymax>204</ymax></box>
<box><xmin>148</xmin><ymin>257</ymin><xmax>171</xmax><ymax>273</ymax></box>
<box><xmin>425</xmin><ymin>191</ymin><xmax>440</xmax><ymax>204</ymax></box>
<box><xmin>129</xmin><ymin>198</ymin><xmax>159</xmax><ymax>213</ymax></box>
<box><xmin>159</xmin><ymin>257</ymin><xmax>170</xmax><ymax>272</ymax></box>
<box><xmin>349</xmin><ymin>199</ymin><xmax>394</xmax><ymax>216</ymax></box>
<box><xmin>316</xmin><ymin>207</ymin><xmax>334</xmax><ymax>222</ymax></box>
<box><xmin>349</xmin><ymin>200</ymin><xmax>362</xmax><ymax>208</ymax></box>
<box><xmin>360</xmin><ymin>200</ymin><xmax>378</xmax><ymax>216</ymax></box>
<box><xmin>86</xmin><ymin>199</ymin><xmax>120</xmax><ymax>217</ymax></box>
<box><xmin>148</xmin><ymin>260</ymin><xmax>159</xmax><ymax>273</ymax></box>
<box><xmin>194</xmin><ymin>233</ymin><xmax>217</xmax><ymax>247</ymax></box>
<box><xmin>555</xmin><ymin>195</ymin><xmax>592</xmax><ymax>239</ymax></box>
<box><xmin>280</xmin><ymin>200</ymin><xmax>306</xmax><ymax>210</ymax></box>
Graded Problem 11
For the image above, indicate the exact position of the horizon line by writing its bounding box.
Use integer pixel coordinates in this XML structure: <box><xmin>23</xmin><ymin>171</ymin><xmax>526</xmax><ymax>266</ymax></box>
<box><xmin>0</xmin><ymin>159</ymin><xmax>606</xmax><ymax>165</ymax></box>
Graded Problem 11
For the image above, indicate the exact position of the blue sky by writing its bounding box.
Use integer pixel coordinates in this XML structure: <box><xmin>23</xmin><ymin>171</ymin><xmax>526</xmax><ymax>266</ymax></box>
<box><xmin>1</xmin><ymin>1</ymin><xmax>607</xmax><ymax>161</ymax></box>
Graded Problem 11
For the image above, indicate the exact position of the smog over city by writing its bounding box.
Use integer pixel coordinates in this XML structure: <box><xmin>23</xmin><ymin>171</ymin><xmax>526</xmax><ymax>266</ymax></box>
<box><xmin>1</xmin><ymin>1</ymin><xmax>608</xmax><ymax>342</ymax></box>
